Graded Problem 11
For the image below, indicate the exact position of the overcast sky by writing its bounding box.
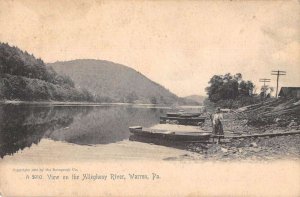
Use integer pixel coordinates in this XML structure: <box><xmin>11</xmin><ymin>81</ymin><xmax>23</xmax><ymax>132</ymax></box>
<box><xmin>0</xmin><ymin>0</ymin><xmax>299</xmax><ymax>97</ymax></box>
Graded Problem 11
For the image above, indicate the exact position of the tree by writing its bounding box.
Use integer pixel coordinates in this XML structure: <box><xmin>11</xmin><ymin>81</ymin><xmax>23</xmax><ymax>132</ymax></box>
<box><xmin>0</xmin><ymin>42</ymin><xmax>75</xmax><ymax>87</ymax></box>
<box><xmin>126</xmin><ymin>91</ymin><xmax>138</xmax><ymax>103</ymax></box>
<box><xmin>239</xmin><ymin>80</ymin><xmax>255</xmax><ymax>96</ymax></box>
<box><xmin>0</xmin><ymin>43</ymin><xmax>94</xmax><ymax>102</ymax></box>
<box><xmin>206</xmin><ymin>73</ymin><xmax>255</xmax><ymax>103</ymax></box>
<box><xmin>234</xmin><ymin>73</ymin><xmax>242</xmax><ymax>81</ymax></box>
<box><xmin>150</xmin><ymin>96</ymin><xmax>157</xmax><ymax>104</ymax></box>
<box><xmin>205</xmin><ymin>75</ymin><xmax>224</xmax><ymax>102</ymax></box>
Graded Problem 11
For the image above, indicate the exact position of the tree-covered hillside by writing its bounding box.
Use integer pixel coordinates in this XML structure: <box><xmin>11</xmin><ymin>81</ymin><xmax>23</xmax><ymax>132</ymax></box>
<box><xmin>0</xmin><ymin>43</ymin><xmax>93</xmax><ymax>101</ymax></box>
<box><xmin>50</xmin><ymin>59</ymin><xmax>197</xmax><ymax>105</ymax></box>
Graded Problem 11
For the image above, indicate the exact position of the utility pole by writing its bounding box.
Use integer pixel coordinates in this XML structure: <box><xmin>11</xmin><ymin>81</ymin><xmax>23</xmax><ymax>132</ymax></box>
<box><xmin>259</xmin><ymin>78</ymin><xmax>271</xmax><ymax>101</ymax></box>
<box><xmin>271</xmin><ymin>70</ymin><xmax>286</xmax><ymax>98</ymax></box>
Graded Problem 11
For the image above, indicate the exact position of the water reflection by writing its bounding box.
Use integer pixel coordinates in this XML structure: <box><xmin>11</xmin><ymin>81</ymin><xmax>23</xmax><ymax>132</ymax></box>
<box><xmin>49</xmin><ymin>106</ymin><xmax>163</xmax><ymax>145</ymax></box>
<box><xmin>129</xmin><ymin>135</ymin><xmax>189</xmax><ymax>149</ymax></box>
<box><xmin>0</xmin><ymin>104</ymin><xmax>165</xmax><ymax>158</ymax></box>
<box><xmin>129</xmin><ymin>135</ymin><xmax>208</xmax><ymax>154</ymax></box>
<box><xmin>0</xmin><ymin>104</ymin><xmax>93</xmax><ymax>158</ymax></box>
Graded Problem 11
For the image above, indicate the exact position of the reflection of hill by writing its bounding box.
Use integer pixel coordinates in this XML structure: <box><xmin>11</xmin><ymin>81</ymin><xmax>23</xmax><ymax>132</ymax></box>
<box><xmin>0</xmin><ymin>105</ymin><xmax>166</xmax><ymax>158</ymax></box>
<box><xmin>0</xmin><ymin>105</ymin><xmax>92</xmax><ymax>158</ymax></box>
<box><xmin>49</xmin><ymin>106</ymin><xmax>164</xmax><ymax>145</ymax></box>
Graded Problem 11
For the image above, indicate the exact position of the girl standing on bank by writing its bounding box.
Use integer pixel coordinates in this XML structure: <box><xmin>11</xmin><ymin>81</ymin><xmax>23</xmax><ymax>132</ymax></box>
<box><xmin>212</xmin><ymin>107</ymin><xmax>224</xmax><ymax>143</ymax></box>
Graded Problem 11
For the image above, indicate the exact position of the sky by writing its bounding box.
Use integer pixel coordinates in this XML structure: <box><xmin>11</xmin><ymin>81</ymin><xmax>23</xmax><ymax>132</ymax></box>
<box><xmin>0</xmin><ymin>0</ymin><xmax>299</xmax><ymax>97</ymax></box>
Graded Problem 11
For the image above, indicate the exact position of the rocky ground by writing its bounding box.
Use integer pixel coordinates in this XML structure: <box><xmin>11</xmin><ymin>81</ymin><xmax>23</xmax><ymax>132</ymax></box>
<box><xmin>187</xmin><ymin>134</ymin><xmax>300</xmax><ymax>161</ymax></box>
<box><xmin>185</xmin><ymin>99</ymin><xmax>300</xmax><ymax>161</ymax></box>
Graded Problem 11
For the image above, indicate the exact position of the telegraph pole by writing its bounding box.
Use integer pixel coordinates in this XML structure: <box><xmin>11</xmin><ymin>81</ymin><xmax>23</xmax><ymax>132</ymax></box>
<box><xmin>271</xmin><ymin>70</ymin><xmax>286</xmax><ymax>98</ymax></box>
<box><xmin>259</xmin><ymin>78</ymin><xmax>271</xmax><ymax>102</ymax></box>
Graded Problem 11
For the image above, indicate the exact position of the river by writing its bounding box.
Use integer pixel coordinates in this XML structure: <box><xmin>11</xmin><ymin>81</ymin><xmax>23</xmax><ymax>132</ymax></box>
<box><xmin>0</xmin><ymin>104</ymin><xmax>203</xmax><ymax>162</ymax></box>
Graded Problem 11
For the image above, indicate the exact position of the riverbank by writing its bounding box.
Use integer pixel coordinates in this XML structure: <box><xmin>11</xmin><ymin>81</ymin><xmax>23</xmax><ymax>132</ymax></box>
<box><xmin>140</xmin><ymin>115</ymin><xmax>300</xmax><ymax>161</ymax></box>
<box><xmin>0</xmin><ymin>100</ymin><xmax>148</xmax><ymax>105</ymax></box>
<box><xmin>196</xmin><ymin>133</ymin><xmax>300</xmax><ymax>161</ymax></box>
<box><xmin>0</xmin><ymin>100</ymin><xmax>205</xmax><ymax>110</ymax></box>
<box><xmin>187</xmin><ymin>100</ymin><xmax>300</xmax><ymax>161</ymax></box>
<box><xmin>0</xmin><ymin>100</ymin><xmax>174</xmax><ymax>108</ymax></box>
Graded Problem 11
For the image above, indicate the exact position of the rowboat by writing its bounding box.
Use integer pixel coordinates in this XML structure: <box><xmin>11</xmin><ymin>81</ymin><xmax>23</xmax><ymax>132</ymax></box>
<box><xmin>129</xmin><ymin>126</ymin><xmax>211</xmax><ymax>141</ymax></box>
<box><xmin>160</xmin><ymin>116</ymin><xmax>206</xmax><ymax>126</ymax></box>
<box><xmin>166</xmin><ymin>112</ymin><xmax>201</xmax><ymax>117</ymax></box>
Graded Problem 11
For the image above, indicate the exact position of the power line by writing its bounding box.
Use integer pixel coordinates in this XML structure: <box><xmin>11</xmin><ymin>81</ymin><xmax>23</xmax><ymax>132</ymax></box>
<box><xmin>259</xmin><ymin>78</ymin><xmax>271</xmax><ymax>99</ymax></box>
<box><xmin>271</xmin><ymin>70</ymin><xmax>286</xmax><ymax>98</ymax></box>
<box><xmin>259</xmin><ymin>78</ymin><xmax>271</xmax><ymax>85</ymax></box>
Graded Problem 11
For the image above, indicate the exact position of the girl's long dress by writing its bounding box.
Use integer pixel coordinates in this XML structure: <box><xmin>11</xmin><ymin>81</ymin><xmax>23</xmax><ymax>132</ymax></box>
<box><xmin>212</xmin><ymin>114</ymin><xmax>224</xmax><ymax>136</ymax></box>
<box><xmin>213</xmin><ymin>119</ymin><xmax>224</xmax><ymax>136</ymax></box>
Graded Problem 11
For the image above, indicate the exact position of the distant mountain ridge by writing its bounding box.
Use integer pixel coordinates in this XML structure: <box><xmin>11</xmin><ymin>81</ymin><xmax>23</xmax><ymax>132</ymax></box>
<box><xmin>184</xmin><ymin>95</ymin><xmax>206</xmax><ymax>105</ymax></box>
<box><xmin>49</xmin><ymin>59</ymin><xmax>196</xmax><ymax>105</ymax></box>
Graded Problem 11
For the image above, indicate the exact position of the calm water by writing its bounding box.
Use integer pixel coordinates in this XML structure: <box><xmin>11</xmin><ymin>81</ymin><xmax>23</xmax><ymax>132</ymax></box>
<box><xmin>0</xmin><ymin>104</ymin><xmax>203</xmax><ymax>160</ymax></box>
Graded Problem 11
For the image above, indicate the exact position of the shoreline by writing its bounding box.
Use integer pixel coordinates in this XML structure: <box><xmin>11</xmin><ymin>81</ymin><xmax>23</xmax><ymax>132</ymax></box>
<box><xmin>0</xmin><ymin>100</ymin><xmax>164</xmax><ymax>107</ymax></box>
<box><xmin>0</xmin><ymin>100</ymin><xmax>204</xmax><ymax>109</ymax></box>
<box><xmin>185</xmin><ymin>108</ymin><xmax>300</xmax><ymax>161</ymax></box>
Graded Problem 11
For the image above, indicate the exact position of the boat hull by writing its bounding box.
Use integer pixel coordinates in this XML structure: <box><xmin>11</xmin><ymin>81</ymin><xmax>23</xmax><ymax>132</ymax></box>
<box><xmin>160</xmin><ymin>116</ymin><xmax>206</xmax><ymax>126</ymax></box>
<box><xmin>166</xmin><ymin>112</ymin><xmax>201</xmax><ymax>118</ymax></box>
<box><xmin>129</xmin><ymin>126</ymin><xmax>211</xmax><ymax>142</ymax></box>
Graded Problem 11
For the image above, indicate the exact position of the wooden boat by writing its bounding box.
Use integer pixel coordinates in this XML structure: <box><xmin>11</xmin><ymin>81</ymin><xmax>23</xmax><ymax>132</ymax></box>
<box><xmin>130</xmin><ymin>126</ymin><xmax>300</xmax><ymax>143</ymax></box>
<box><xmin>160</xmin><ymin>116</ymin><xmax>206</xmax><ymax>126</ymax></box>
<box><xmin>166</xmin><ymin>112</ymin><xmax>201</xmax><ymax>117</ymax></box>
<box><xmin>129</xmin><ymin>126</ymin><xmax>211</xmax><ymax>141</ymax></box>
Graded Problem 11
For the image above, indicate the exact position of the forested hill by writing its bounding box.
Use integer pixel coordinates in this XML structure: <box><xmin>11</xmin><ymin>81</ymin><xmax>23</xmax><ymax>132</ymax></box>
<box><xmin>184</xmin><ymin>95</ymin><xmax>205</xmax><ymax>105</ymax></box>
<box><xmin>50</xmin><ymin>59</ymin><xmax>195</xmax><ymax>104</ymax></box>
<box><xmin>0</xmin><ymin>43</ymin><xmax>93</xmax><ymax>101</ymax></box>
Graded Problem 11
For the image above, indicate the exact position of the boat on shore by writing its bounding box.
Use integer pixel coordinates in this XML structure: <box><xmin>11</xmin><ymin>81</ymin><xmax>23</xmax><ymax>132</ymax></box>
<box><xmin>160</xmin><ymin>116</ymin><xmax>206</xmax><ymax>126</ymax></box>
<box><xmin>129</xmin><ymin>126</ymin><xmax>211</xmax><ymax>142</ymax></box>
<box><xmin>166</xmin><ymin>112</ymin><xmax>201</xmax><ymax>118</ymax></box>
<box><xmin>129</xmin><ymin>124</ymin><xmax>300</xmax><ymax>143</ymax></box>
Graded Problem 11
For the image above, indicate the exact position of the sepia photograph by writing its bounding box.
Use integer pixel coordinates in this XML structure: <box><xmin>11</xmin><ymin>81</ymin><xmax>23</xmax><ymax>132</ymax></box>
<box><xmin>0</xmin><ymin>0</ymin><xmax>299</xmax><ymax>196</ymax></box>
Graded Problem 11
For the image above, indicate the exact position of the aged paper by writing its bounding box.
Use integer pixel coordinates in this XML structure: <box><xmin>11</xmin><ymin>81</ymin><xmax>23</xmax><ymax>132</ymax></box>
<box><xmin>0</xmin><ymin>0</ymin><xmax>299</xmax><ymax>196</ymax></box>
